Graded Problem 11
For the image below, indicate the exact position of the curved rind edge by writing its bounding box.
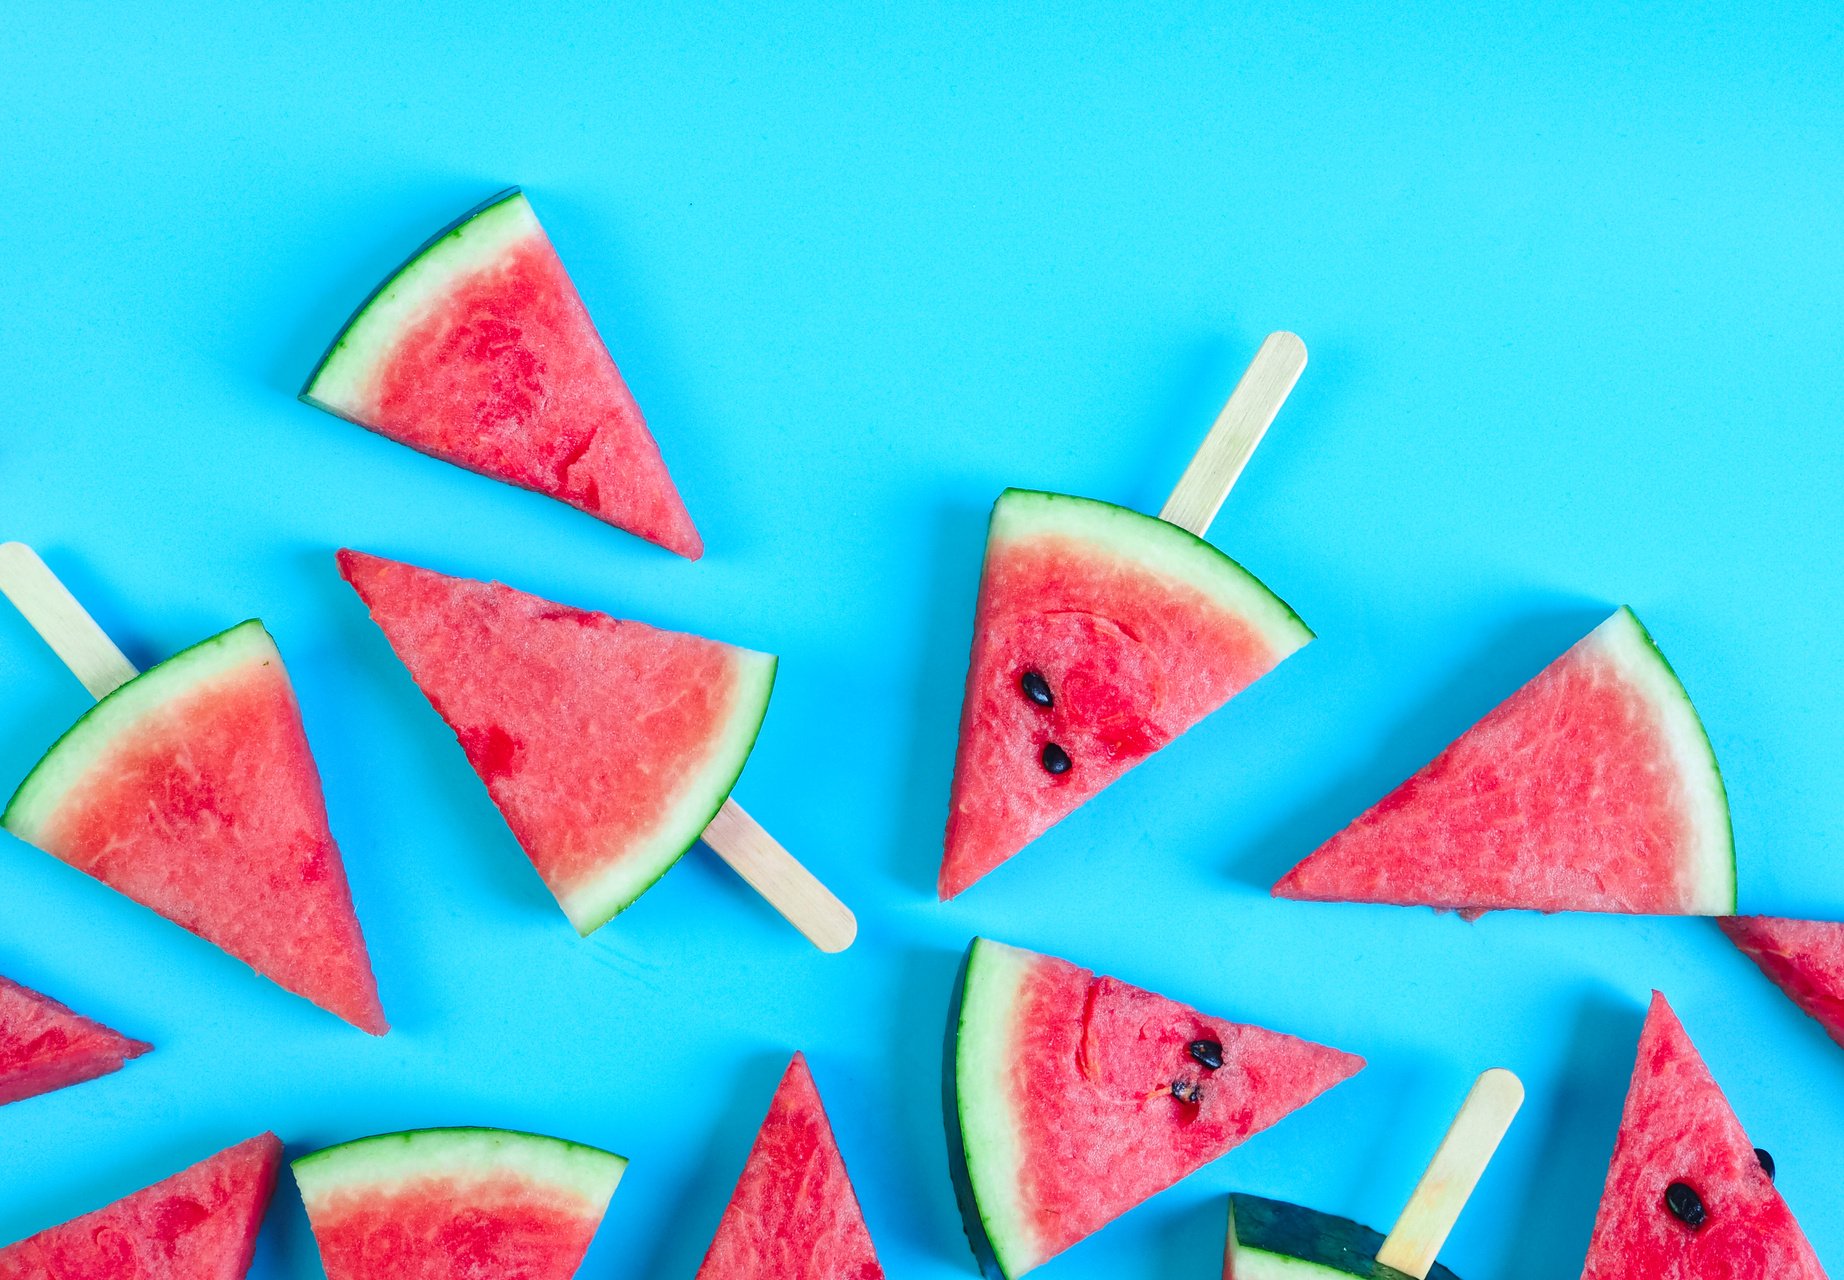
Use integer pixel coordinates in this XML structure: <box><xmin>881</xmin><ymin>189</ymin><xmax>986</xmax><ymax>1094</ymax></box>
<box><xmin>291</xmin><ymin>1125</ymin><xmax>627</xmax><ymax>1212</ymax></box>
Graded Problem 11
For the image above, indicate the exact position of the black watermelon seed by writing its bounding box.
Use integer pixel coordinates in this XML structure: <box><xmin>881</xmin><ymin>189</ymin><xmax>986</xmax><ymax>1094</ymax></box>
<box><xmin>1756</xmin><ymin>1148</ymin><xmax>1776</xmax><ymax>1181</ymax></box>
<box><xmin>1041</xmin><ymin>742</ymin><xmax>1071</xmax><ymax>774</ymax></box>
<box><xmin>1171</xmin><ymin>1079</ymin><xmax>1203</xmax><ymax>1104</ymax></box>
<box><xmin>1665</xmin><ymin>1182</ymin><xmax>1706</xmax><ymax>1230</ymax></box>
<box><xmin>1020</xmin><ymin>670</ymin><xmax>1054</xmax><ymax>708</ymax></box>
<box><xmin>1188</xmin><ymin>1040</ymin><xmax>1224</xmax><ymax>1071</ymax></box>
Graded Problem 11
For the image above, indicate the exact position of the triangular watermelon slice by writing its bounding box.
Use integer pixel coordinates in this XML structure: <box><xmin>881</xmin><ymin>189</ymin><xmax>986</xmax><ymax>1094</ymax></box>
<box><xmin>1580</xmin><ymin>992</ymin><xmax>1825</xmax><ymax>1278</ymax></box>
<box><xmin>0</xmin><ymin>1132</ymin><xmax>281</xmax><ymax>1278</ymax></box>
<box><xmin>337</xmin><ymin>549</ymin><xmax>775</xmax><ymax>934</ymax></box>
<box><xmin>301</xmin><ymin>188</ymin><xmax>702</xmax><ymax>559</ymax></box>
<box><xmin>941</xmin><ymin>489</ymin><xmax>1312</xmax><ymax>899</ymax></box>
<box><xmin>696</xmin><ymin>1054</ymin><xmax>884</xmax><ymax>1280</ymax></box>
<box><xmin>0</xmin><ymin>973</ymin><xmax>149</xmax><ymax>1106</ymax></box>
<box><xmin>1</xmin><ymin>621</ymin><xmax>387</xmax><ymax>1034</ymax></box>
<box><xmin>947</xmin><ymin>938</ymin><xmax>1363</xmax><ymax>1279</ymax></box>
<box><xmin>1274</xmin><ymin>608</ymin><xmax>1735</xmax><ymax>916</ymax></box>
<box><xmin>1720</xmin><ymin>915</ymin><xmax>1844</xmax><ymax>1051</ymax></box>
<box><xmin>293</xmin><ymin>1127</ymin><xmax>625</xmax><ymax>1280</ymax></box>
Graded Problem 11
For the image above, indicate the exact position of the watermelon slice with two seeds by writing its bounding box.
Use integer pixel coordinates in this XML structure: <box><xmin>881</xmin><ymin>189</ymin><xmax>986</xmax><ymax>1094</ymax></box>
<box><xmin>302</xmin><ymin>189</ymin><xmax>702</xmax><ymax>559</ymax></box>
<box><xmin>0</xmin><ymin>974</ymin><xmax>149</xmax><ymax>1106</ymax></box>
<box><xmin>0</xmin><ymin>1132</ymin><xmax>281</xmax><ymax>1279</ymax></box>
<box><xmin>696</xmin><ymin>1054</ymin><xmax>884</xmax><ymax>1280</ymax></box>
<box><xmin>941</xmin><ymin>490</ymin><xmax>1312</xmax><ymax>899</ymax></box>
<box><xmin>1275</xmin><ymin>608</ymin><xmax>1735</xmax><ymax>916</ymax></box>
<box><xmin>947</xmin><ymin>938</ymin><xmax>1364</xmax><ymax>1279</ymax></box>
<box><xmin>1720</xmin><ymin>915</ymin><xmax>1844</xmax><ymax>1051</ymax></box>
<box><xmin>293</xmin><ymin>1127</ymin><xmax>625</xmax><ymax>1280</ymax></box>
<box><xmin>337</xmin><ymin>550</ymin><xmax>775</xmax><ymax>934</ymax></box>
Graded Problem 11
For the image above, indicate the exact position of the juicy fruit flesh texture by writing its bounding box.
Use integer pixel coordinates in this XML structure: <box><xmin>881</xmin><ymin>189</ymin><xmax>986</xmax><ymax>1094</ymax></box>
<box><xmin>1580</xmin><ymin>993</ymin><xmax>1825</xmax><ymax>1280</ymax></box>
<box><xmin>1720</xmin><ymin>916</ymin><xmax>1844</xmax><ymax>1050</ymax></box>
<box><xmin>696</xmin><ymin>1055</ymin><xmax>884</xmax><ymax>1280</ymax></box>
<box><xmin>305</xmin><ymin>1175</ymin><xmax>602</xmax><ymax>1280</ymax></box>
<box><xmin>0</xmin><ymin>1132</ymin><xmax>281</xmax><ymax>1280</ymax></box>
<box><xmin>0</xmin><ymin>975</ymin><xmax>149</xmax><ymax>1106</ymax></box>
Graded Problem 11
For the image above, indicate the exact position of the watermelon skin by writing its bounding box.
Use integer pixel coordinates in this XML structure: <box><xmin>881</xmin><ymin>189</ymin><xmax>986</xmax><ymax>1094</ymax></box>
<box><xmin>292</xmin><ymin>1127</ymin><xmax>625</xmax><ymax>1280</ymax></box>
<box><xmin>1720</xmin><ymin>916</ymin><xmax>1844</xmax><ymax>1051</ymax></box>
<box><xmin>947</xmin><ymin>938</ymin><xmax>1363</xmax><ymax>1279</ymax></box>
<box><xmin>302</xmin><ymin>189</ymin><xmax>702</xmax><ymax>559</ymax></box>
<box><xmin>1</xmin><ymin>621</ymin><xmax>387</xmax><ymax>1034</ymax></box>
<box><xmin>941</xmin><ymin>489</ymin><xmax>1312</xmax><ymax>899</ymax></box>
<box><xmin>1274</xmin><ymin>608</ymin><xmax>1735</xmax><ymax>916</ymax></box>
<box><xmin>1580</xmin><ymin>993</ymin><xmax>1825</xmax><ymax>1279</ymax></box>
<box><xmin>695</xmin><ymin>1054</ymin><xmax>884</xmax><ymax>1280</ymax></box>
<box><xmin>1224</xmin><ymin>1195</ymin><xmax>1460</xmax><ymax>1280</ymax></box>
<box><xmin>0</xmin><ymin>1132</ymin><xmax>281</xmax><ymax>1279</ymax></box>
<box><xmin>337</xmin><ymin>550</ymin><xmax>776</xmax><ymax>934</ymax></box>
<box><xmin>0</xmin><ymin>974</ymin><xmax>149</xmax><ymax>1107</ymax></box>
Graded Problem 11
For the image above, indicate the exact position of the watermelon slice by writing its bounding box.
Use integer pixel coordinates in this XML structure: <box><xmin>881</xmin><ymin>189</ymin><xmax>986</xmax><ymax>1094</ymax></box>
<box><xmin>1274</xmin><ymin>608</ymin><xmax>1734</xmax><ymax>916</ymax></box>
<box><xmin>337</xmin><ymin>550</ymin><xmax>775</xmax><ymax>934</ymax></box>
<box><xmin>946</xmin><ymin>938</ymin><xmax>1364</xmax><ymax>1279</ymax></box>
<box><xmin>0</xmin><ymin>973</ymin><xmax>149</xmax><ymax>1106</ymax></box>
<box><xmin>1</xmin><ymin>620</ymin><xmax>387</xmax><ymax>1034</ymax></box>
<box><xmin>941</xmin><ymin>489</ymin><xmax>1312</xmax><ymax>899</ymax></box>
<box><xmin>1224</xmin><ymin>1195</ymin><xmax>1461</xmax><ymax>1280</ymax></box>
<box><xmin>1580</xmin><ymin>992</ymin><xmax>1824</xmax><ymax>1278</ymax></box>
<box><xmin>696</xmin><ymin>1054</ymin><xmax>883</xmax><ymax>1280</ymax></box>
<box><xmin>0</xmin><ymin>1132</ymin><xmax>281</xmax><ymax>1279</ymax></box>
<box><xmin>301</xmin><ymin>188</ymin><xmax>701</xmax><ymax>559</ymax></box>
<box><xmin>1720</xmin><ymin>915</ymin><xmax>1844</xmax><ymax>1051</ymax></box>
<box><xmin>292</xmin><ymin>1127</ymin><xmax>625</xmax><ymax>1280</ymax></box>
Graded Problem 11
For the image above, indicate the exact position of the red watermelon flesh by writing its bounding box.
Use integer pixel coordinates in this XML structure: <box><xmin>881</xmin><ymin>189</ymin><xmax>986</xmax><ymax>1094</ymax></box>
<box><xmin>1274</xmin><ymin>608</ymin><xmax>1735</xmax><ymax>916</ymax></box>
<box><xmin>1</xmin><ymin>621</ymin><xmax>387</xmax><ymax>1034</ymax></box>
<box><xmin>950</xmin><ymin>939</ymin><xmax>1363</xmax><ymax>1278</ymax></box>
<box><xmin>0</xmin><ymin>974</ymin><xmax>149</xmax><ymax>1106</ymax></box>
<box><xmin>941</xmin><ymin>490</ymin><xmax>1312</xmax><ymax>899</ymax></box>
<box><xmin>337</xmin><ymin>550</ymin><xmax>776</xmax><ymax>934</ymax></box>
<box><xmin>1581</xmin><ymin>993</ymin><xmax>1825</xmax><ymax>1279</ymax></box>
<box><xmin>0</xmin><ymin>1132</ymin><xmax>281</xmax><ymax>1280</ymax></box>
<box><xmin>696</xmin><ymin>1054</ymin><xmax>884</xmax><ymax>1280</ymax></box>
<box><xmin>302</xmin><ymin>189</ymin><xmax>701</xmax><ymax>559</ymax></box>
<box><xmin>1720</xmin><ymin>916</ymin><xmax>1844</xmax><ymax>1051</ymax></box>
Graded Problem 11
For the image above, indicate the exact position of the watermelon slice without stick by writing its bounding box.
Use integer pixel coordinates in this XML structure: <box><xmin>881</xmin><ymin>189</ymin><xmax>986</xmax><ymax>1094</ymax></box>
<box><xmin>1274</xmin><ymin>607</ymin><xmax>1735</xmax><ymax>916</ymax></box>
<box><xmin>1580</xmin><ymin>992</ymin><xmax>1824</xmax><ymax>1278</ymax></box>
<box><xmin>0</xmin><ymin>1132</ymin><xmax>281</xmax><ymax>1279</ymax></box>
<box><xmin>695</xmin><ymin>1054</ymin><xmax>884</xmax><ymax>1280</ymax></box>
<box><xmin>293</xmin><ymin>1127</ymin><xmax>625</xmax><ymax>1280</ymax></box>
<box><xmin>1720</xmin><ymin>915</ymin><xmax>1844</xmax><ymax>1052</ymax></box>
<box><xmin>0</xmin><ymin>973</ymin><xmax>149</xmax><ymax>1107</ymax></box>
<box><xmin>947</xmin><ymin>938</ymin><xmax>1364</xmax><ymax>1279</ymax></box>
<box><xmin>302</xmin><ymin>188</ymin><xmax>702</xmax><ymax>558</ymax></box>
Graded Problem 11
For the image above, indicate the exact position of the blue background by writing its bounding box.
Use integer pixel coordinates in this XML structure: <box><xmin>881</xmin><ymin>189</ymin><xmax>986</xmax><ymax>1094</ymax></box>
<box><xmin>2</xmin><ymin>3</ymin><xmax>1841</xmax><ymax>1277</ymax></box>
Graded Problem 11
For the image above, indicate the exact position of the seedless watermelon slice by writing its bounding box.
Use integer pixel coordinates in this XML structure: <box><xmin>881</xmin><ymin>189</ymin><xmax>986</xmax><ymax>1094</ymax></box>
<box><xmin>1</xmin><ymin>620</ymin><xmax>387</xmax><ymax>1033</ymax></box>
<box><xmin>0</xmin><ymin>973</ymin><xmax>149</xmax><ymax>1106</ymax></box>
<box><xmin>1581</xmin><ymin>992</ymin><xmax>1824</xmax><ymax>1278</ymax></box>
<box><xmin>293</xmin><ymin>1127</ymin><xmax>625</xmax><ymax>1280</ymax></box>
<box><xmin>338</xmin><ymin>550</ymin><xmax>775</xmax><ymax>934</ymax></box>
<box><xmin>1720</xmin><ymin>915</ymin><xmax>1844</xmax><ymax>1051</ymax></box>
<box><xmin>1275</xmin><ymin>608</ymin><xmax>1734</xmax><ymax>916</ymax></box>
<box><xmin>947</xmin><ymin>938</ymin><xmax>1364</xmax><ymax>1279</ymax></box>
<box><xmin>1224</xmin><ymin>1196</ymin><xmax>1461</xmax><ymax>1280</ymax></box>
<box><xmin>941</xmin><ymin>489</ymin><xmax>1312</xmax><ymax>898</ymax></box>
<box><xmin>302</xmin><ymin>188</ymin><xmax>701</xmax><ymax>559</ymax></box>
<box><xmin>0</xmin><ymin>1132</ymin><xmax>281</xmax><ymax>1279</ymax></box>
<box><xmin>696</xmin><ymin>1054</ymin><xmax>884</xmax><ymax>1280</ymax></box>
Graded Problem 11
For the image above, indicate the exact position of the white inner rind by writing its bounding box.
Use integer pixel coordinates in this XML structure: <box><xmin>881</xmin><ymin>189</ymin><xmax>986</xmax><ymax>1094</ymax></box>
<box><xmin>292</xmin><ymin>1127</ymin><xmax>626</xmax><ymax>1218</ymax></box>
<box><xmin>1227</xmin><ymin>1246</ymin><xmax>1351</xmax><ymax>1279</ymax></box>
<box><xmin>302</xmin><ymin>191</ymin><xmax>543</xmax><ymax>414</ymax></box>
<box><xmin>956</xmin><ymin>938</ymin><xmax>1037</xmax><ymax>1276</ymax></box>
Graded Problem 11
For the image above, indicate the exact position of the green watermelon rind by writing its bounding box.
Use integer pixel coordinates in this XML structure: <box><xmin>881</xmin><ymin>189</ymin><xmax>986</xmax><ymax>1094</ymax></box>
<box><xmin>291</xmin><ymin>1126</ymin><xmax>627</xmax><ymax>1218</ymax></box>
<box><xmin>300</xmin><ymin>187</ymin><xmax>536</xmax><ymax>416</ymax></box>
<box><xmin>1</xmin><ymin>619</ymin><xmax>277</xmax><ymax>842</ymax></box>
<box><xmin>1226</xmin><ymin>1194</ymin><xmax>1462</xmax><ymax>1280</ymax></box>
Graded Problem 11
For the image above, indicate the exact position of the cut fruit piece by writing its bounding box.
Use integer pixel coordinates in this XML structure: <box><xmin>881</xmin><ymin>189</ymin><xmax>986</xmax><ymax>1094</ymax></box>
<box><xmin>337</xmin><ymin>550</ymin><xmax>775</xmax><ymax>934</ymax></box>
<box><xmin>947</xmin><ymin>938</ymin><xmax>1363</xmax><ymax>1279</ymax></box>
<box><xmin>0</xmin><ymin>1132</ymin><xmax>281</xmax><ymax>1279</ymax></box>
<box><xmin>0</xmin><ymin>974</ymin><xmax>149</xmax><ymax>1106</ymax></box>
<box><xmin>1581</xmin><ymin>992</ymin><xmax>1824</xmax><ymax>1277</ymax></box>
<box><xmin>941</xmin><ymin>489</ymin><xmax>1312</xmax><ymax>899</ymax></box>
<box><xmin>293</xmin><ymin>1127</ymin><xmax>625</xmax><ymax>1280</ymax></box>
<box><xmin>1</xmin><ymin>621</ymin><xmax>387</xmax><ymax>1033</ymax></box>
<box><xmin>1720</xmin><ymin>915</ymin><xmax>1844</xmax><ymax>1051</ymax></box>
<box><xmin>302</xmin><ymin>188</ymin><xmax>701</xmax><ymax>559</ymax></box>
<box><xmin>695</xmin><ymin>1054</ymin><xmax>884</xmax><ymax>1280</ymax></box>
<box><xmin>1224</xmin><ymin>1195</ymin><xmax>1460</xmax><ymax>1280</ymax></box>
<box><xmin>1274</xmin><ymin>608</ymin><xmax>1734</xmax><ymax>916</ymax></box>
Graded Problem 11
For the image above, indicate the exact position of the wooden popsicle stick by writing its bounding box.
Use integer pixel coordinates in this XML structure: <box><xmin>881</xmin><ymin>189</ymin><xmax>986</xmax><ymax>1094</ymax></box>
<box><xmin>0</xmin><ymin>543</ymin><xmax>138</xmax><ymax>697</ymax></box>
<box><xmin>1158</xmin><ymin>331</ymin><xmax>1308</xmax><ymax>538</ymax></box>
<box><xmin>1374</xmin><ymin>1068</ymin><xmax>1525</xmax><ymax>1278</ymax></box>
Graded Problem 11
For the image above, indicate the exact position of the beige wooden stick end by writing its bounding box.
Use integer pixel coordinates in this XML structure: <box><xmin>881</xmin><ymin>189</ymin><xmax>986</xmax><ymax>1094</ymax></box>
<box><xmin>0</xmin><ymin>542</ymin><xmax>139</xmax><ymax>697</ymax></box>
<box><xmin>702</xmin><ymin>797</ymin><xmax>858</xmax><ymax>953</ymax></box>
<box><xmin>1158</xmin><ymin>331</ymin><xmax>1308</xmax><ymax>538</ymax></box>
<box><xmin>1375</xmin><ymin>1068</ymin><xmax>1524</xmax><ymax>1278</ymax></box>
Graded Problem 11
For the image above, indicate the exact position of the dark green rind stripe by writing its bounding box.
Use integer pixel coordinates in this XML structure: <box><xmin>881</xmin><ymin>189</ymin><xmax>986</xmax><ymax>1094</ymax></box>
<box><xmin>944</xmin><ymin>940</ymin><xmax>1009</xmax><ymax>1280</ymax></box>
<box><xmin>1230</xmin><ymin>1195</ymin><xmax>1462</xmax><ymax>1280</ymax></box>
<box><xmin>292</xmin><ymin>1125</ymin><xmax>621</xmax><ymax>1176</ymax></box>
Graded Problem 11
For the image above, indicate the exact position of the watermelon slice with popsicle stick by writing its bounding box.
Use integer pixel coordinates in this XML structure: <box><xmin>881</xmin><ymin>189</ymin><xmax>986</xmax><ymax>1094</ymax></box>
<box><xmin>302</xmin><ymin>188</ymin><xmax>702</xmax><ymax>559</ymax></box>
<box><xmin>1274</xmin><ymin>608</ymin><xmax>1735</xmax><ymax>916</ymax></box>
<box><xmin>1720</xmin><ymin>916</ymin><xmax>1844</xmax><ymax>1051</ymax></box>
<box><xmin>0</xmin><ymin>973</ymin><xmax>149</xmax><ymax>1106</ymax></box>
<box><xmin>1225</xmin><ymin>1195</ymin><xmax>1462</xmax><ymax>1280</ymax></box>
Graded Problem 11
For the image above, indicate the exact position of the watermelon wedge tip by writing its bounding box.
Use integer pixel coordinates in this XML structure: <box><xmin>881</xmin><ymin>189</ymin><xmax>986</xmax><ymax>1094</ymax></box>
<box><xmin>0</xmin><ymin>974</ymin><xmax>149</xmax><ymax>1107</ymax></box>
